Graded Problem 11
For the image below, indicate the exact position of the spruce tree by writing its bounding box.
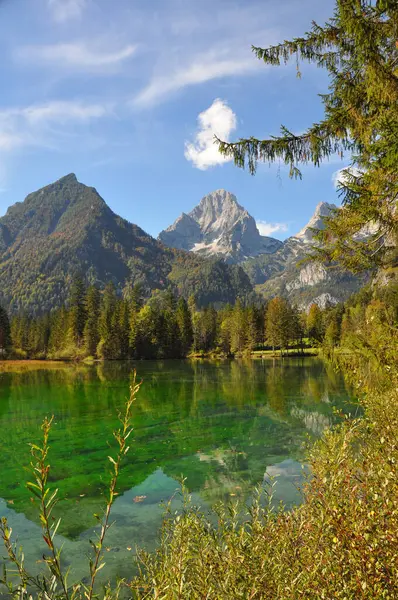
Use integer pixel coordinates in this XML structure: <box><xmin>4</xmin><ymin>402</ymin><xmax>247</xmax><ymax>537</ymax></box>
<box><xmin>83</xmin><ymin>286</ymin><xmax>101</xmax><ymax>357</ymax></box>
<box><xmin>217</xmin><ymin>0</ymin><xmax>398</xmax><ymax>271</ymax></box>
<box><xmin>48</xmin><ymin>307</ymin><xmax>68</xmax><ymax>356</ymax></box>
<box><xmin>265</xmin><ymin>297</ymin><xmax>292</xmax><ymax>355</ymax></box>
<box><xmin>307</xmin><ymin>304</ymin><xmax>325</xmax><ymax>345</ymax></box>
<box><xmin>0</xmin><ymin>305</ymin><xmax>11</xmax><ymax>357</ymax></box>
<box><xmin>245</xmin><ymin>305</ymin><xmax>259</xmax><ymax>352</ymax></box>
<box><xmin>176</xmin><ymin>297</ymin><xmax>193</xmax><ymax>357</ymax></box>
<box><xmin>118</xmin><ymin>300</ymin><xmax>130</xmax><ymax>359</ymax></box>
<box><xmin>324</xmin><ymin>318</ymin><xmax>340</xmax><ymax>354</ymax></box>
<box><xmin>69</xmin><ymin>275</ymin><xmax>86</xmax><ymax>347</ymax></box>
<box><xmin>218</xmin><ymin>304</ymin><xmax>233</xmax><ymax>355</ymax></box>
<box><xmin>230</xmin><ymin>300</ymin><xmax>247</xmax><ymax>354</ymax></box>
<box><xmin>97</xmin><ymin>283</ymin><xmax>117</xmax><ymax>360</ymax></box>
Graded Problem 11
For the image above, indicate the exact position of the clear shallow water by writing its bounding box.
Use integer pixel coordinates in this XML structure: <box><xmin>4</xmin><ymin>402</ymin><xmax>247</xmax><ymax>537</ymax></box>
<box><xmin>0</xmin><ymin>358</ymin><xmax>356</xmax><ymax>586</ymax></box>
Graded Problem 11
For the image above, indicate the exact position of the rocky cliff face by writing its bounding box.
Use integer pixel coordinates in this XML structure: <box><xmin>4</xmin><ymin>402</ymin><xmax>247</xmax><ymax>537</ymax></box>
<box><xmin>159</xmin><ymin>189</ymin><xmax>282</xmax><ymax>262</ymax></box>
<box><xmin>293</xmin><ymin>201</ymin><xmax>337</xmax><ymax>243</ymax></box>
<box><xmin>249</xmin><ymin>202</ymin><xmax>369</xmax><ymax>308</ymax></box>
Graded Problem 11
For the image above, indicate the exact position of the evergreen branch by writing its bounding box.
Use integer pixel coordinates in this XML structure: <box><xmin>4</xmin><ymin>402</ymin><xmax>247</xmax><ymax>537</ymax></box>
<box><xmin>216</xmin><ymin>122</ymin><xmax>348</xmax><ymax>175</ymax></box>
<box><xmin>252</xmin><ymin>22</ymin><xmax>341</xmax><ymax>67</ymax></box>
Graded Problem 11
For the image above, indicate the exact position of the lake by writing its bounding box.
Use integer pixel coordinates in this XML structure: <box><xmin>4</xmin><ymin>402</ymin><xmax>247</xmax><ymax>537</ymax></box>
<box><xmin>0</xmin><ymin>358</ymin><xmax>355</xmax><ymax>588</ymax></box>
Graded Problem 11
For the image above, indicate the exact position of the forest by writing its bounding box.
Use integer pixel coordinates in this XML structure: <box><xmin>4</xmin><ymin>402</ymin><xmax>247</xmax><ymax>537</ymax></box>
<box><xmin>0</xmin><ymin>275</ymin><xmax>397</xmax><ymax>362</ymax></box>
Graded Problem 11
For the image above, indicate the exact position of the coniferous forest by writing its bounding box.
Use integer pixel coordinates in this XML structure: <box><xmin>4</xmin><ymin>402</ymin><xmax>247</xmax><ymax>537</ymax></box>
<box><xmin>0</xmin><ymin>275</ymin><xmax>396</xmax><ymax>362</ymax></box>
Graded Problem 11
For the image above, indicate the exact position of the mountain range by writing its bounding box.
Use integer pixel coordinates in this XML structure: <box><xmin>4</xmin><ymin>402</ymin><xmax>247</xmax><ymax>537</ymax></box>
<box><xmin>160</xmin><ymin>191</ymin><xmax>369</xmax><ymax>308</ymax></box>
<box><xmin>0</xmin><ymin>175</ymin><xmax>253</xmax><ymax>315</ymax></box>
<box><xmin>0</xmin><ymin>175</ymin><xmax>368</xmax><ymax>315</ymax></box>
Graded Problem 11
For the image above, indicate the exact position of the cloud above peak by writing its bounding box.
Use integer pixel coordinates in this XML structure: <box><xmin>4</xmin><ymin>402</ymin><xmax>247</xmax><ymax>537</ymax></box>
<box><xmin>184</xmin><ymin>99</ymin><xmax>237</xmax><ymax>171</ymax></box>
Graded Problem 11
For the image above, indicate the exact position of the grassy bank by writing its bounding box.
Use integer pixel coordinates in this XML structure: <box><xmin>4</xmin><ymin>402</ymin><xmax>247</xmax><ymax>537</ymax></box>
<box><xmin>130</xmin><ymin>376</ymin><xmax>398</xmax><ymax>599</ymax></box>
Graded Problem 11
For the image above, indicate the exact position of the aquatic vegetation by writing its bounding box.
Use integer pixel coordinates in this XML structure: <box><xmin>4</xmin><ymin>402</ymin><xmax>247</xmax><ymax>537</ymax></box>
<box><xmin>0</xmin><ymin>374</ymin><xmax>141</xmax><ymax>599</ymax></box>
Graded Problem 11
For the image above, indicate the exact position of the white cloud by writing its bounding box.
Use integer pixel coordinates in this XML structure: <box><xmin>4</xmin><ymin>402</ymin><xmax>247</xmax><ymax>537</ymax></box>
<box><xmin>22</xmin><ymin>101</ymin><xmax>109</xmax><ymax>124</ymax></box>
<box><xmin>0</xmin><ymin>100</ymin><xmax>110</xmax><ymax>152</ymax></box>
<box><xmin>184</xmin><ymin>99</ymin><xmax>237</xmax><ymax>170</ymax></box>
<box><xmin>332</xmin><ymin>166</ymin><xmax>362</xmax><ymax>188</ymax></box>
<box><xmin>256</xmin><ymin>221</ymin><xmax>289</xmax><ymax>237</ymax></box>
<box><xmin>48</xmin><ymin>0</ymin><xmax>87</xmax><ymax>22</ymax></box>
<box><xmin>134</xmin><ymin>52</ymin><xmax>259</xmax><ymax>107</ymax></box>
<box><xmin>17</xmin><ymin>42</ymin><xmax>137</xmax><ymax>72</ymax></box>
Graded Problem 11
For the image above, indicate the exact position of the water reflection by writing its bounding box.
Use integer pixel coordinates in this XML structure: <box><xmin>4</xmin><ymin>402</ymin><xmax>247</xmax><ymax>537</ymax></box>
<box><xmin>0</xmin><ymin>358</ymin><xmax>355</xmax><ymax>581</ymax></box>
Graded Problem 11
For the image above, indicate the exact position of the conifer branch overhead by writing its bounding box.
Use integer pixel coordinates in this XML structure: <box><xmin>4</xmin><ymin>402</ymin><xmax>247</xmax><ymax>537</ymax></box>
<box><xmin>216</xmin><ymin>0</ymin><xmax>398</xmax><ymax>271</ymax></box>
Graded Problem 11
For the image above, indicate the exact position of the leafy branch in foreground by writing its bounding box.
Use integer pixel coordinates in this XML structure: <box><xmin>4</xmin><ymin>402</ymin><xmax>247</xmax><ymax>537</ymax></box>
<box><xmin>87</xmin><ymin>373</ymin><xmax>140</xmax><ymax>599</ymax></box>
<box><xmin>0</xmin><ymin>371</ymin><xmax>141</xmax><ymax>600</ymax></box>
<box><xmin>216</xmin><ymin>0</ymin><xmax>398</xmax><ymax>272</ymax></box>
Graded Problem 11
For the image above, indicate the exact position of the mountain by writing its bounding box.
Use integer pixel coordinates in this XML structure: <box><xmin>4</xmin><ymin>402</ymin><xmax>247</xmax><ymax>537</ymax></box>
<box><xmin>293</xmin><ymin>201</ymin><xmax>337</xmax><ymax>244</ymax></box>
<box><xmin>161</xmin><ymin>194</ymin><xmax>368</xmax><ymax>308</ymax></box>
<box><xmin>159</xmin><ymin>189</ymin><xmax>283</xmax><ymax>262</ymax></box>
<box><xmin>243</xmin><ymin>202</ymin><xmax>369</xmax><ymax>308</ymax></box>
<box><xmin>0</xmin><ymin>175</ymin><xmax>253</xmax><ymax>314</ymax></box>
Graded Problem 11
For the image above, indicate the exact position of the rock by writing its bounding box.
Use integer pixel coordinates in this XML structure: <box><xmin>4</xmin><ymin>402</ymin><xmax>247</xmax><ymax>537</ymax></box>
<box><xmin>159</xmin><ymin>189</ymin><xmax>283</xmax><ymax>262</ymax></box>
<box><xmin>294</xmin><ymin>202</ymin><xmax>337</xmax><ymax>243</ymax></box>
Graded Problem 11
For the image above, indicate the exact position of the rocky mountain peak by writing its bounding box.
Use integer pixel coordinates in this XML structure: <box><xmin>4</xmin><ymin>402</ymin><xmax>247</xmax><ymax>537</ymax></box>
<box><xmin>159</xmin><ymin>189</ymin><xmax>282</xmax><ymax>262</ymax></box>
<box><xmin>58</xmin><ymin>173</ymin><xmax>78</xmax><ymax>184</ymax></box>
<box><xmin>294</xmin><ymin>201</ymin><xmax>337</xmax><ymax>243</ymax></box>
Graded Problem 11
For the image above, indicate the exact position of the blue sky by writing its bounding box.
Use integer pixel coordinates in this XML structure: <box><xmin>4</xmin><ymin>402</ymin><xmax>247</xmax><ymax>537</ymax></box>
<box><xmin>0</xmin><ymin>0</ymin><xmax>348</xmax><ymax>240</ymax></box>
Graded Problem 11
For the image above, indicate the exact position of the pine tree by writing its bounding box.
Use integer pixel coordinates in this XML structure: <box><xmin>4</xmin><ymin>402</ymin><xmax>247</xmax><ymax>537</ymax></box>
<box><xmin>84</xmin><ymin>286</ymin><xmax>101</xmax><ymax>357</ymax></box>
<box><xmin>176</xmin><ymin>297</ymin><xmax>193</xmax><ymax>357</ymax></box>
<box><xmin>97</xmin><ymin>283</ymin><xmax>117</xmax><ymax>360</ymax></box>
<box><xmin>0</xmin><ymin>305</ymin><xmax>11</xmax><ymax>357</ymax></box>
<box><xmin>217</xmin><ymin>1</ymin><xmax>398</xmax><ymax>272</ymax></box>
<box><xmin>69</xmin><ymin>275</ymin><xmax>86</xmax><ymax>347</ymax></box>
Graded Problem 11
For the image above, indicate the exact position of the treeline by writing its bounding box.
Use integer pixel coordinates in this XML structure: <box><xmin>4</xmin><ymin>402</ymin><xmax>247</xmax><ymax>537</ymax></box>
<box><xmin>1</xmin><ymin>276</ymin><xmax>396</xmax><ymax>361</ymax></box>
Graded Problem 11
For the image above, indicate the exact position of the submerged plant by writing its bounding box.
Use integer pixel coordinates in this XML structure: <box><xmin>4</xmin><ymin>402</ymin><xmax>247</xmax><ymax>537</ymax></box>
<box><xmin>0</xmin><ymin>372</ymin><xmax>141</xmax><ymax>600</ymax></box>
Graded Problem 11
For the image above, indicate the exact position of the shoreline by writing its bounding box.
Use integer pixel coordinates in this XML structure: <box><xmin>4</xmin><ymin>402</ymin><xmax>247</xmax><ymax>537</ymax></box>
<box><xmin>0</xmin><ymin>349</ymin><xmax>320</xmax><ymax>370</ymax></box>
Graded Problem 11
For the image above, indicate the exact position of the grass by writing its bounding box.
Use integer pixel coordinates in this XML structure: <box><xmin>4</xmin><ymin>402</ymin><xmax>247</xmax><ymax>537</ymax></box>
<box><xmin>131</xmin><ymin>378</ymin><xmax>398</xmax><ymax>598</ymax></box>
<box><xmin>251</xmin><ymin>348</ymin><xmax>318</xmax><ymax>357</ymax></box>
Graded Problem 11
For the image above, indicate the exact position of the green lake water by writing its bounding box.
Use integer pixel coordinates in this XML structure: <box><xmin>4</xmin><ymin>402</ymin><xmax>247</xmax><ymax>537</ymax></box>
<box><xmin>0</xmin><ymin>358</ymin><xmax>356</xmax><ymax>588</ymax></box>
